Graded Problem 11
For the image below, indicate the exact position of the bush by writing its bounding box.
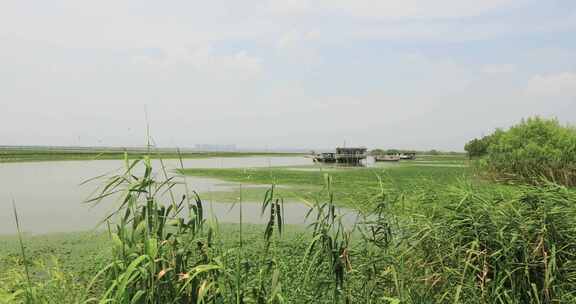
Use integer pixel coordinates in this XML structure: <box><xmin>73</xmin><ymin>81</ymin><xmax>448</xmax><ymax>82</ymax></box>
<box><xmin>472</xmin><ymin>117</ymin><xmax>576</xmax><ymax>186</ymax></box>
<box><xmin>464</xmin><ymin>130</ymin><xmax>503</xmax><ymax>159</ymax></box>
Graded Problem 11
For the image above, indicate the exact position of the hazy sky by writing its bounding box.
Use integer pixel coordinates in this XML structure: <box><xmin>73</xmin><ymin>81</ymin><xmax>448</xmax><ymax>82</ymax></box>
<box><xmin>1</xmin><ymin>0</ymin><xmax>575</xmax><ymax>151</ymax></box>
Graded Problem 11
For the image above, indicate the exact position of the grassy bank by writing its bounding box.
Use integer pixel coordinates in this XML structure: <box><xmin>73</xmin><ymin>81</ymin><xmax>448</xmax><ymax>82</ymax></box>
<box><xmin>0</xmin><ymin>147</ymin><xmax>303</xmax><ymax>163</ymax></box>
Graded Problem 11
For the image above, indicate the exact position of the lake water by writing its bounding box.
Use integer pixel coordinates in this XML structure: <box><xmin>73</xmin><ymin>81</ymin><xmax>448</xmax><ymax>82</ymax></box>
<box><xmin>0</xmin><ymin>156</ymin><xmax>362</xmax><ymax>234</ymax></box>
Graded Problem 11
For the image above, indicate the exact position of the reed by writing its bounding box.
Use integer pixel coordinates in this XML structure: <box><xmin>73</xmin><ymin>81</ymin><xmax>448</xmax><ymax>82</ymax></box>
<box><xmin>4</xmin><ymin>148</ymin><xmax>576</xmax><ymax>303</ymax></box>
<box><xmin>11</xmin><ymin>201</ymin><xmax>32</xmax><ymax>303</ymax></box>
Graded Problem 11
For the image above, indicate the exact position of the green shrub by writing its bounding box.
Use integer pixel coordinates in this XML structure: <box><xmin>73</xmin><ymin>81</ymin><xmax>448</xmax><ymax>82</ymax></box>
<box><xmin>474</xmin><ymin>117</ymin><xmax>576</xmax><ymax>186</ymax></box>
<box><xmin>464</xmin><ymin>130</ymin><xmax>503</xmax><ymax>159</ymax></box>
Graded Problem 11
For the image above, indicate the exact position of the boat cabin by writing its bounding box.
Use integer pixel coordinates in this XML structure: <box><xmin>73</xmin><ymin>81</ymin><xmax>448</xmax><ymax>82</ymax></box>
<box><xmin>313</xmin><ymin>147</ymin><xmax>367</xmax><ymax>165</ymax></box>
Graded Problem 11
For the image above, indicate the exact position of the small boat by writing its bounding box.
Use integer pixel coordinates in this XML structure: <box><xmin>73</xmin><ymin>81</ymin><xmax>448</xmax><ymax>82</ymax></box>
<box><xmin>374</xmin><ymin>155</ymin><xmax>401</xmax><ymax>162</ymax></box>
<box><xmin>399</xmin><ymin>152</ymin><xmax>416</xmax><ymax>160</ymax></box>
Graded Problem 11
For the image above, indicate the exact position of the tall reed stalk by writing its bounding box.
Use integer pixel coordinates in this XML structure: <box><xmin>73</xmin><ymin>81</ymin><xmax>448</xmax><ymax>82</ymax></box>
<box><xmin>11</xmin><ymin>200</ymin><xmax>33</xmax><ymax>304</ymax></box>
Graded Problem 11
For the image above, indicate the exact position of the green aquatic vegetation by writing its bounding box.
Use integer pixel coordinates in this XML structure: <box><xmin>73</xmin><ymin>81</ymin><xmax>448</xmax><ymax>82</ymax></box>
<box><xmin>179</xmin><ymin>165</ymin><xmax>468</xmax><ymax>210</ymax></box>
<box><xmin>3</xmin><ymin>151</ymin><xmax>576</xmax><ymax>303</ymax></box>
<box><xmin>0</xmin><ymin>256</ymin><xmax>89</xmax><ymax>304</ymax></box>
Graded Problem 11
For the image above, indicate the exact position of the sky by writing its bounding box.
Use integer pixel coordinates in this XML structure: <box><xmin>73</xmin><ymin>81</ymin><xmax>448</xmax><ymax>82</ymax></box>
<box><xmin>1</xmin><ymin>0</ymin><xmax>575</xmax><ymax>151</ymax></box>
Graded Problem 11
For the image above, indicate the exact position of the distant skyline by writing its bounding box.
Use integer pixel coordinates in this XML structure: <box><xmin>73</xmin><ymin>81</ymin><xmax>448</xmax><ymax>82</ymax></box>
<box><xmin>1</xmin><ymin>0</ymin><xmax>575</xmax><ymax>151</ymax></box>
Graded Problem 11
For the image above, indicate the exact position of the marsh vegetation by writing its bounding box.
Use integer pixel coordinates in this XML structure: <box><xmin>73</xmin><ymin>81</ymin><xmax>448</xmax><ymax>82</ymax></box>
<box><xmin>1</xmin><ymin>117</ymin><xmax>576</xmax><ymax>303</ymax></box>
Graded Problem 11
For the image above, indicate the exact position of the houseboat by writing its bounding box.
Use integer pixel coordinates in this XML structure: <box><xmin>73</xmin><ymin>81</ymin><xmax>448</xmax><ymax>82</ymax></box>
<box><xmin>313</xmin><ymin>147</ymin><xmax>367</xmax><ymax>165</ymax></box>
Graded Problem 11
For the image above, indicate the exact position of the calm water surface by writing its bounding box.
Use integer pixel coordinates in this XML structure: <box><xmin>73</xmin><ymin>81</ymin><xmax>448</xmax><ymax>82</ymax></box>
<box><xmin>0</xmin><ymin>157</ymin><xmax>320</xmax><ymax>234</ymax></box>
<box><xmin>0</xmin><ymin>156</ymin><xmax>383</xmax><ymax>234</ymax></box>
<box><xmin>0</xmin><ymin>156</ymin><xmax>358</xmax><ymax>234</ymax></box>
